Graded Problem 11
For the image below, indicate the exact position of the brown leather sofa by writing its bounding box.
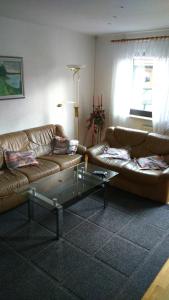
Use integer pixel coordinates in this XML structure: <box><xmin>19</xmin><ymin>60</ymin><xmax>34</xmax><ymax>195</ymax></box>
<box><xmin>87</xmin><ymin>126</ymin><xmax>169</xmax><ymax>204</ymax></box>
<box><xmin>0</xmin><ymin>124</ymin><xmax>86</xmax><ymax>213</ymax></box>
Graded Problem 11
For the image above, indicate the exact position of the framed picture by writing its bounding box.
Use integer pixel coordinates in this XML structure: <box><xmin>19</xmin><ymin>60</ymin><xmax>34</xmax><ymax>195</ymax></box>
<box><xmin>0</xmin><ymin>56</ymin><xmax>25</xmax><ymax>100</ymax></box>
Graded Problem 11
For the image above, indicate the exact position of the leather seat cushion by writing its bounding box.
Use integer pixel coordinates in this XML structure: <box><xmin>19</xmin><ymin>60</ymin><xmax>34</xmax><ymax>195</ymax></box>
<box><xmin>0</xmin><ymin>169</ymin><xmax>28</xmax><ymax>197</ymax></box>
<box><xmin>90</xmin><ymin>154</ymin><xmax>129</xmax><ymax>173</ymax></box>
<box><xmin>121</xmin><ymin>160</ymin><xmax>162</xmax><ymax>184</ymax></box>
<box><xmin>40</xmin><ymin>154</ymin><xmax>82</xmax><ymax>170</ymax></box>
<box><xmin>18</xmin><ymin>158</ymin><xmax>60</xmax><ymax>182</ymax></box>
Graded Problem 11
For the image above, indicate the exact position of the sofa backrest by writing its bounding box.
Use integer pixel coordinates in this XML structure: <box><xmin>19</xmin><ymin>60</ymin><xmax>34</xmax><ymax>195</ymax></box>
<box><xmin>0</xmin><ymin>148</ymin><xmax>3</xmax><ymax>169</ymax></box>
<box><xmin>146</xmin><ymin>133</ymin><xmax>169</xmax><ymax>155</ymax></box>
<box><xmin>105</xmin><ymin>126</ymin><xmax>147</xmax><ymax>144</ymax></box>
<box><xmin>106</xmin><ymin>126</ymin><xmax>167</xmax><ymax>158</ymax></box>
<box><xmin>0</xmin><ymin>124</ymin><xmax>67</xmax><ymax>167</ymax></box>
<box><xmin>105</xmin><ymin>126</ymin><xmax>149</xmax><ymax>157</ymax></box>
<box><xmin>24</xmin><ymin>124</ymin><xmax>66</xmax><ymax>157</ymax></box>
<box><xmin>105</xmin><ymin>126</ymin><xmax>169</xmax><ymax>158</ymax></box>
<box><xmin>24</xmin><ymin>124</ymin><xmax>55</xmax><ymax>157</ymax></box>
<box><xmin>0</xmin><ymin>131</ymin><xmax>31</xmax><ymax>168</ymax></box>
<box><xmin>114</xmin><ymin>126</ymin><xmax>148</xmax><ymax>146</ymax></box>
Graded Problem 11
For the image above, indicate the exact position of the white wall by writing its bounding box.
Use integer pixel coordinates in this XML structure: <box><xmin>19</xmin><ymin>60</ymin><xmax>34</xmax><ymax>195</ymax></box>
<box><xmin>0</xmin><ymin>17</ymin><xmax>95</xmax><ymax>143</ymax></box>
<box><xmin>94</xmin><ymin>29</ymin><xmax>169</xmax><ymax>131</ymax></box>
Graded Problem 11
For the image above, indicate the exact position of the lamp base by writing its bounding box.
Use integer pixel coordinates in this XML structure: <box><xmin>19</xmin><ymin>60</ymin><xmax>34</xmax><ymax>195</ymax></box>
<box><xmin>74</xmin><ymin>106</ymin><xmax>79</xmax><ymax>118</ymax></box>
<box><xmin>74</xmin><ymin>106</ymin><xmax>79</xmax><ymax>140</ymax></box>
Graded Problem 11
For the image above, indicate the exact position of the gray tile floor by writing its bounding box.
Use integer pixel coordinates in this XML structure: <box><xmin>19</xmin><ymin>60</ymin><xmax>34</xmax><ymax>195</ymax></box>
<box><xmin>1</xmin><ymin>186</ymin><xmax>169</xmax><ymax>300</ymax></box>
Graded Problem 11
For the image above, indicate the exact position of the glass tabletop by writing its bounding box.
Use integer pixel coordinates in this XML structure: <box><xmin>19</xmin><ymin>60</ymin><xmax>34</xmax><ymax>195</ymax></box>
<box><xmin>17</xmin><ymin>162</ymin><xmax>118</xmax><ymax>208</ymax></box>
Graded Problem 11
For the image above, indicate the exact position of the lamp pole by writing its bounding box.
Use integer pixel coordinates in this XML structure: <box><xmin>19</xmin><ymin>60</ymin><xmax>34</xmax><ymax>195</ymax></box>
<box><xmin>66</xmin><ymin>64</ymin><xmax>85</xmax><ymax>140</ymax></box>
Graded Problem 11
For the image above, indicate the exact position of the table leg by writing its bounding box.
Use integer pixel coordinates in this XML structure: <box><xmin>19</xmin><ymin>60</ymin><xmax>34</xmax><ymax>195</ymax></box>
<box><xmin>28</xmin><ymin>197</ymin><xmax>34</xmax><ymax>220</ymax></box>
<box><xmin>102</xmin><ymin>183</ymin><xmax>107</xmax><ymax>209</ymax></box>
<box><xmin>55</xmin><ymin>204</ymin><xmax>63</xmax><ymax>240</ymax></box>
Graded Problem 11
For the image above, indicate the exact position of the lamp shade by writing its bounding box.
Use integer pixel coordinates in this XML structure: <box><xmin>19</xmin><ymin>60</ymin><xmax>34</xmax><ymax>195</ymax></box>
<box><xmin>66</xmin><ymin>65</ymin><xmax>86</xmax><ymax>71</ymax></box>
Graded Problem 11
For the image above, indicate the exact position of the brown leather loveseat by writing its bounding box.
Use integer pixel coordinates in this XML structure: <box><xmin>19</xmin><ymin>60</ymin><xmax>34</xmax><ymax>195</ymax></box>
<box><xmin>87</xmin><ymin>126</ymin><xmax>169</xmax><ymax>204</ymax></box>
<box><xmin>0</xmin><ymin>124</ymin><xmax>85</xmax><ymax>213</ymax></box>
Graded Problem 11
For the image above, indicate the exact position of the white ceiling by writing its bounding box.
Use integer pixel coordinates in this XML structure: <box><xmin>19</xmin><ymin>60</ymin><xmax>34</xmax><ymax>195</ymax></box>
<box><xmin>0</xmin><ymin>0</ymin><xmax>169</xmax><ymax>36</ymax></box>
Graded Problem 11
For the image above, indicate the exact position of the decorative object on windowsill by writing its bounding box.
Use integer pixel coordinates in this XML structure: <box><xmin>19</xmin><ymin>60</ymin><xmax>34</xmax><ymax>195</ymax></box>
<box><xmin>66</xmin><ymin>64</ymin><xmax>86</xmax><ymax>140</ymax></box>
<box><xmin>86</xmin><ymin>95</ymin><xmax>105</xmax><ymax>145</ymax></box>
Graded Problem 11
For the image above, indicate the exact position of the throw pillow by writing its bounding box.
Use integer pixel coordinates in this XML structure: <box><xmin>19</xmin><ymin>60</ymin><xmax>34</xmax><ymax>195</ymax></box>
<box><xmin>136</xmin><ymin>155</ymin><xmax>168</xmax><ymax>170</ymax></box>
<box><xmin>68</xmin><ymin>139</ymin><xmax>79</xmax><ymax>155</ymax></box>
<box><xmin>101</xmin><ymin>147</ymin><xmax>130</xmax><ymax>160</ymax></box>
<box><xmin>52</xmin><ymin>136</ymin><xmax>69</xmax><ymax>154</ymax></box>
<box><xmin>53</xmin><ymin>136</ymin><xmax>79</xmax><ymax>155</ymax></box>
<box><xmin>4</xmin><ymin>150</ymin><xmax>39</xmax><ymax>169</ymax></box>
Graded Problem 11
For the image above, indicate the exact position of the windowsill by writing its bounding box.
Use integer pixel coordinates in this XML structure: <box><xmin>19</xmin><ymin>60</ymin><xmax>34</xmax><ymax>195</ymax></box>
<box><xmin>129</xmin><ymin>114</ymin><xmax>152</xmax><ymax>121</ymax></box>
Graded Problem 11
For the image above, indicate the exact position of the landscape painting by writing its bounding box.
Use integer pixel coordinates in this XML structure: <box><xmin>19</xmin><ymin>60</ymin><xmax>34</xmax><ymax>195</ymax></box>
<box><xmin>0</xmin><ymin>56</ymin><xmax>24</xmax><ymax>100</ymax></box>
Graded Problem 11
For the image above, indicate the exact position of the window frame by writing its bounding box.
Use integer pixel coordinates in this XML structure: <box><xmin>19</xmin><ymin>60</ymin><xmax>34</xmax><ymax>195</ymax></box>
<box><xmin>129</xmin><ymin>57</ymin><xmax>153</xmax><ymax>119</ymax></box>
<box><xmin>130</xmin><ymin>108</ymin><xmax>152</xmax><ymax>118</ymax></box>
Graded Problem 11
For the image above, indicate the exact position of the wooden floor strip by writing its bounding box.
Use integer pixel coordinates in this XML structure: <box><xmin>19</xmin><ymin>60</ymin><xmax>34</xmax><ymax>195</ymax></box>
<box><xmin>142</xmin><ymin>258</ymin><xmax>169</xmax><ymax>300</ymax></box>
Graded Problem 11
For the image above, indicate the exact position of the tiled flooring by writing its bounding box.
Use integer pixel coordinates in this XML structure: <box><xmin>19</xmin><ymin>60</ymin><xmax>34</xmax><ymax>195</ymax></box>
<box><xmin>1</xmin><ymin>186</ymin><xmax>169</xmax><ymax>300</ymax></box>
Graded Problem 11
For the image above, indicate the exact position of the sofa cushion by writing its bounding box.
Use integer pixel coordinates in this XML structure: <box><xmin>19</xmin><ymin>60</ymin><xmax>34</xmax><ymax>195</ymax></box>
<box><xmin>24</xmin><ymin>124</ymin><xmax>68</xmax><ymax>158</ymax></box>
<box><xmin>4</xmin><ymin>150</ymin><xmax>39</xmax><ymax>169</ymax></box>
<box><xmin>146</xmin><ymin>133</ymin><xmax>169</xmax><ymax>155</ymax></box>
<box><xmin>136</xmin><ymin>156</ymin><xmax>168</xmax><ymax>170</ymax></box>
<box><xmin>89</xmin><ymin>154</ymin><xmax>128</xmax><ymax>173</ymax></box>
<box><xmin>53</xmin><ymin>136</ymin><xmax>69</xmax><ymax>154</ymax></box>
<box><xmin>103</xmin><ymin>147</ymin><xmax>130</xmax><ymax>160</ymax></box>
<box><xmin>40</xmin><ymin>154</ymin><xmax>82</xmax><ymax>170</ymax></box>
<box><xmin>0</xmin><ymin>131</ymin><xmax>30</xmax><ymax>152</ymax></box>
<box><xmin>121</xmin><ymin>160</ymin><xmax>162</xmax><ymax>184</ymax></box>
<box><xmin>105</xmin><ymin>127</ymin><xmax>121</xmax><ymax>148</ymax></box>
<box><xmin>130</xmin><ymin>142</ymin><xmax>152</xmax><ymax>159</ymax></box>
<box><xmin>0</xmin><ymin>131</ymin><xmax>32</xmax><ymax>169</ymax></box>
<box><xmin>17</xmin><ymin>158</ymin><xmax>60</xmax><ymax>182</ymax></box>
<box><xmin>68</xmin><ymin>139</ymin><xmax>79</xmax><ymax>154</ymax></box>
<box><xmin>114</xmin><ymin>126</ymin><xmax>148</xmax><ymax>147</ymax></box>
<box><xmin>24</xmin><ymin>124</ymin><xmax>56</xmax><ymax>157</ymax></box>
<box><xmin>52</xmin><ymin>136</ymin><xmax>79</xmax><ymax>155</ymax></box>
<box><xmin>0</xmin><ymin>147</ymin><xmax>3</xmax><ymax>169</ymax></box>
<box><xmin>0</xmin><ymin>169</ymin><xmax>28</xmax><ymax>197</ymax></box>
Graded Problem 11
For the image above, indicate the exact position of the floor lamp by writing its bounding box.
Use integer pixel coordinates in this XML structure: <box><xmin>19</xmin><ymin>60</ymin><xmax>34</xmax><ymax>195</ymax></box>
<box><xmin>66</xmin><ymin>64</ymin><xmax>85</xmax><ymax>140</ymax></box>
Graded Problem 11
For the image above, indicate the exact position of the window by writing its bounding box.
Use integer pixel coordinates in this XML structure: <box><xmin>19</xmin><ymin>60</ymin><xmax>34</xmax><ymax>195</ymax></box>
<box><xmin>130</xmin><ymin>58</ymin><xmax>153</xmax><ymax>118</ymax></box>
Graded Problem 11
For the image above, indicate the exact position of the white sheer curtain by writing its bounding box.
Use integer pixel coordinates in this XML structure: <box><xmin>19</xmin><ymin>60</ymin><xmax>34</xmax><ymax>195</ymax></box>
<box><xmin>152</xmin><ymin>57</ymin><xmax>169</xmax><ymax>134</ymax></box>
<box><xmin>111</xmin><ymin>56</ymin><xmax>133</xmax><ymax>126</ymax></box>
<box><xmin>110</xmin><ymin>38</ymin><xmax>169</xmax><ymax>133</ymax></box>
<box><xmin>110</xmin><ymin>42</ymin><xmax>134</xmax><ymax>126</ymax></box>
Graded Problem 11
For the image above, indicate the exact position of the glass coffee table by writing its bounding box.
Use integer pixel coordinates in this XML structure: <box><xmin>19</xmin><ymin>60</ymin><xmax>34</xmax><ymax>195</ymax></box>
<box><xmin>17</xmin><ymin>162</ymin><xmax>117</xmax><ymax>240</ymax></box>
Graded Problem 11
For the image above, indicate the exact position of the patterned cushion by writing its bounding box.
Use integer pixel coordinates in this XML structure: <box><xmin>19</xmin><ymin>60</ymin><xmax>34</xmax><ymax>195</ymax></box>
<box><xmin>102</xmin><ymin>147</ymin><xmax>130</xmax><ymax>160</ymax></box>
<box><xmin>136</xmin><ymin>155</ymin><xmax>168</xmax><ymax>170</ymax></box>
<box><xmin>68</xmin><ymin>139</ymin><xmax>79</xmax><ymax>155</ymax></box>
<box><xmin>4</xmin><ymin>150</ymin><xmax>39</xmax><ymax>169</ymax></box>
<box><xmin>53</xmin><ymin>136</ymin><xmax>69</xmax><ymax>154</ymax></box>
<box><xmin>53</xmin><ymin>136</ymin><xmax>79</xmax><ymax>155</ymax></box>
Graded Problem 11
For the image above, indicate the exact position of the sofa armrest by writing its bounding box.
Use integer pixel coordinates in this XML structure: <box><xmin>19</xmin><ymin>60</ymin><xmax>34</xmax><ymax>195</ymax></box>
<box><xmin>160</xmin><ymin>168</ymin><xmax>169</xmax><ymax>180</ymax></box>
<box><xmin>87</xmin><ymin>143</ymin><xmax>108</xmax><ymax>158</ymax></box>
<box><xmin>77</xmin><ymin>144</ymin><xmax>87</xmax><ymax>155</ymax></box>
<box><xmin>55</xmin><ymin>124</ymin><xmax>67</xmax><ymax>138</ymax></box>
<box><xmin>55</xmin><ymin>125</ymin><xmax>86</xmax><ymax>155</ymax></box>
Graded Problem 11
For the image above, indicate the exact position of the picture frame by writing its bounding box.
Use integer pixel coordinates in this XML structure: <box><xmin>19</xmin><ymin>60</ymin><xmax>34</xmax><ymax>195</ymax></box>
<box><xmin>0</xmin><ymin>56</ymin><xmax>25</xmax><ymax>100</ymax></box>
